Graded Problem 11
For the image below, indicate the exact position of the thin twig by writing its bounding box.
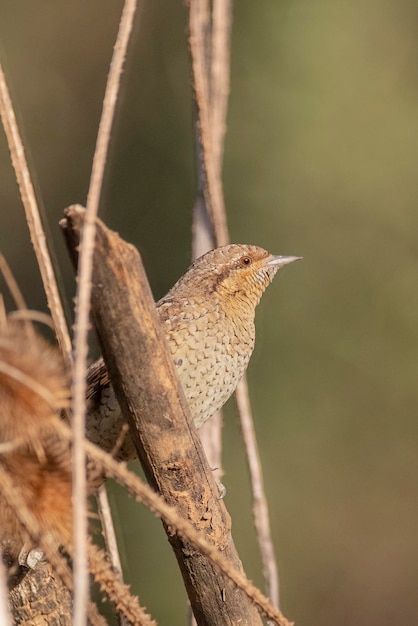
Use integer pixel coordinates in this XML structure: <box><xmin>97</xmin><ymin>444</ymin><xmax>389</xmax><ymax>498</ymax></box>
<box><xmin>71</xmin><ymin>2</ymin><xmax>138</xmax><ymax>624</ymax></box>
<box><xmin>97</xmin><ymin>485</ymin><xmax>123</xmax><ymax>578</ymax></box>
<box><xmin>8</xmin><ymin>309</ymin><xmax>56</xmax><ymax>330</ymax></box>
<box><xmin>0</xmin><ymin>253</ymin><xmax>28</xmax><ymax>314</ymax></box>
<box><xmin>0</xmin><ymin>253</ymin><xmax>35</xmax><ymax>342</ymax></box>
<box><xmin>235</xmin><ymin>378</ymin><xmax>280</xmax><ymax>609</ymax></box>
<box><xmin>0</xmin><ymin>72</ymin><xmax>72</xmax><ymax>365</ymax></box>
<box><xmin>97</xmin><ymin>485</ymin><xmax>131</xmax><ymax>626</ymax></box>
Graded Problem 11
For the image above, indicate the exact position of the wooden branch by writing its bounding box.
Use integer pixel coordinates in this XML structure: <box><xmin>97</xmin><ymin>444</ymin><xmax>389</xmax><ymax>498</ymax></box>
<box><xmin>62</xmin><ymin>205</ymin><xmax>263</xmax><ymax>626</ymax></box>
<box><xmin>8</xmin><ymin>561</ymin><xmax>73</xmax><ymax>626</ymax></box>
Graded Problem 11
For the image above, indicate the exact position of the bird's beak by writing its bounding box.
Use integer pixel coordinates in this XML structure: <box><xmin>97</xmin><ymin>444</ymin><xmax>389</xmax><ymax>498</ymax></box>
<box><xmin>267</xmin><ymin>255</ymin><xmax>303</xmax><ymax>268</ymax></box>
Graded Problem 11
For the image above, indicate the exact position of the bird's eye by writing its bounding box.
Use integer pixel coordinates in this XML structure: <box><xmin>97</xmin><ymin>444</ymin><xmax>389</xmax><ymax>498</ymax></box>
<box><xmin>239</xmin><ymin>255</ymin><xmax>253</xmax><ymax>267</ymax></box>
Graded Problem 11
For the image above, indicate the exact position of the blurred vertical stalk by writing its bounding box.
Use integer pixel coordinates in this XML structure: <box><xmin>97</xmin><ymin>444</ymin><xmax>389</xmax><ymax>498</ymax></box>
<box><xmin>188</xmin><ymin>0</ymin><xmax>281</xmax><ymax>614</ymax></box>
<box><xmin>190</xmin><ymin>0</ymin><xmax>230</xmax><ymax>483</ymax></box>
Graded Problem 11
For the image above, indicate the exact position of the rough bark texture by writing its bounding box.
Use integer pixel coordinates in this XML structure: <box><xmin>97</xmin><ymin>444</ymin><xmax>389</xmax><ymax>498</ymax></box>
<box><xmin>62</xmin><ymin>205</ymin><xmax>263</xmax><ymax>626</ymax></box>
<box><xmin>8</xmin><ymin>560</ymin><xmax>72</xmax><ymax>626</ymax></box>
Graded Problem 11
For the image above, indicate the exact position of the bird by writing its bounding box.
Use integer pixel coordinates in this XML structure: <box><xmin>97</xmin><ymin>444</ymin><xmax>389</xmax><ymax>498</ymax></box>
<box><xmin>86</xmin><ymin>244</ymin><xmax>301</xmax><ymax>460</ymax></box>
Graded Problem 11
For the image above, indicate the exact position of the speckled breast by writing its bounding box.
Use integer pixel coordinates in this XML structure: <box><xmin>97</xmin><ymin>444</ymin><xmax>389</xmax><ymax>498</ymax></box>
<box><xmin>161</xmin><ymin>299</ymin><xmax>256</xmax><ymax>429</ymax></box>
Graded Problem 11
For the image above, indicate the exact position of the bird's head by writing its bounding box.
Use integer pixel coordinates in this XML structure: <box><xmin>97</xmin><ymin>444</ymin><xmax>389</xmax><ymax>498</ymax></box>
<box><xmin>167</xmin><ymin>244</ymin><xmax>301</xmax><ymax>314</ymax></box>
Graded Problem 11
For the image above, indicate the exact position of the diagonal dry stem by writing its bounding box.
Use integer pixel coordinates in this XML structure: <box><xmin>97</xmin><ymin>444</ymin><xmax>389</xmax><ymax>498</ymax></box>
<box><xmin>0</xmin><ymin>65</ymin><xmax>72</xmax><ymax>366</ymax></box>
<box><xmin>80</xmin><ymin>435</ymin><xmax>292</xmax><ymax>626</ymax></box>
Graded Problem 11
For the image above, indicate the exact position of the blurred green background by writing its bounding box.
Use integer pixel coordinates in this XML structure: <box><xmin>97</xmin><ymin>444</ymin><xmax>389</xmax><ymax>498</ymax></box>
<box><xmin>1</xmin><ymin>1</ymin><xmax>418</xmax><ymax>624</ymax></box>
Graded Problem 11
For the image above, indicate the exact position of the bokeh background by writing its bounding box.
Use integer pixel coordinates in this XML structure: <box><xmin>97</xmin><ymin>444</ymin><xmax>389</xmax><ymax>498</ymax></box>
<box><xmin>1</xmin><ymin>2</ymin><xmax>418</xmax><ymax>624</ymax></box>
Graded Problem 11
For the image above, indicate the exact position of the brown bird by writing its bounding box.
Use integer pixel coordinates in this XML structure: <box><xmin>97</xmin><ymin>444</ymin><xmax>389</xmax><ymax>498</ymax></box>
<box><xmin>86</xmin><ymin>244</ymin><xmax>301</xmax><ymax>459</ymax></box>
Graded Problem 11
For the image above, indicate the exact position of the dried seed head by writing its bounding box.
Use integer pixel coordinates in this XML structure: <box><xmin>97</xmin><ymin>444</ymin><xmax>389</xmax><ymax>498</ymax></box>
<box><xmin>0</xmin><ymin>319</ymin><xmax>69</xmax><ymax>446</ymax></box>
<box><xmin>0</xmin><ymin>317</ymin><xmax>72</xmax><ymax>551</ymax></box>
